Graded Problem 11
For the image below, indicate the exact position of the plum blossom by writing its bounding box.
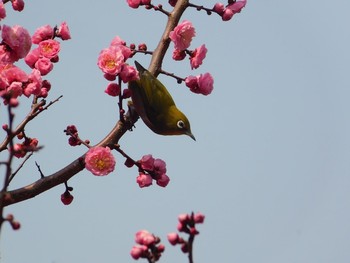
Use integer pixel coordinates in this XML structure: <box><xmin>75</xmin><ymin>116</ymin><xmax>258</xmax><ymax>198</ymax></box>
<box><xmin>85</xmin><ymin>146</ymin><xmax>116</xmax><ymax>176</ymax></box>
<box><xmin>185</xmin><ymin>73</ymin><xmax>214</xmax><ymax>96</ymax></box>
<box><xmin>119</xmin><ymin>64</ymin><xmax>138</xmax><ymax>83</ymax></box>
<box><xmin>97</xmin><ymin>46</ymin><xmax>125</xmax><ymax>76</ymax></box>
<box><xmin>38</xmin><ymin>39</ymin><xmax>60</xmax><ymax>59</ymax></box>
<box><xmin>190</xmin><ymin>44</ymin><xmax>207</xmax><ymax>69</ymax></box>
<box><xmin>34</xmin><ymin>57</ymin><xmax>53</xmax><ymax>76</ymax></box>
<box><xmin>1</xmin><ymin>25</ymin><xmax>32</xmax><ymax>60</ymax></box>
<box><xmin>32</xmin><ymin>25</ymin><xmax>54</xmax><ymax>44</ymax></box>
<box><xmin>56</xmin><ymin>22</ymin><xmax>71</xmax><ymax>40</ymax></box>
<box><xmin>169</xmin><ymin>20</ymin><xmax>196</xmax><ymax>50</ymax></box>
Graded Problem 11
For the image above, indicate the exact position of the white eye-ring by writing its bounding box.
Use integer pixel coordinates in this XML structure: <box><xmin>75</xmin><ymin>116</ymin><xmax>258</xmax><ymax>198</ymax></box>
<box><xmin>177</xmin><ymin>120</ymin><xmax>185</xmax><ymax>129</ymax></box>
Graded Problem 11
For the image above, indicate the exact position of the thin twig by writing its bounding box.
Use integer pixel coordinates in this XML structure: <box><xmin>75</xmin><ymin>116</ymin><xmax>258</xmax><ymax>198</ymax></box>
<box><xmin>8</xmin><ymin>153</ymin><xmax>33</xmax><ymax>184</ymax></box>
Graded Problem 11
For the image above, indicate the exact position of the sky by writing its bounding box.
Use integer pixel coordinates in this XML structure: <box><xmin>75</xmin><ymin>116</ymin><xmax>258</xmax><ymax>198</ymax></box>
<box><xmin>1</xmin><ymin>0</ymin><xmax>350</xmax><ymax>263</ymax></box>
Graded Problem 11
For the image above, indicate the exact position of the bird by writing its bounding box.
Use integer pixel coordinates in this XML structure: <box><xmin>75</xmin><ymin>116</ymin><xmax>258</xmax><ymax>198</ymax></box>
<box><xmin>128</xmin><ymin>61</ymin><xmax>195</xmax><ymax>140</ymax></box>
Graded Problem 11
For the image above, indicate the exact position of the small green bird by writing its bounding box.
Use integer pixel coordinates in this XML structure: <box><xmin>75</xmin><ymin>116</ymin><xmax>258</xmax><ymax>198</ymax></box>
<box><xmin>128</xmin><ymin>61</ymin><xmax>195</xmax><ymax>140</ymax></box>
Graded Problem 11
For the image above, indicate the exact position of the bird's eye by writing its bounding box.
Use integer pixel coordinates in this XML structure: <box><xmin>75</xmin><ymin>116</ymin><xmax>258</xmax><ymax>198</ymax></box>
<box><xmin>177</xmin><ymin>120</ymin><xmax>185</xmax><ymax>129</ymax></box>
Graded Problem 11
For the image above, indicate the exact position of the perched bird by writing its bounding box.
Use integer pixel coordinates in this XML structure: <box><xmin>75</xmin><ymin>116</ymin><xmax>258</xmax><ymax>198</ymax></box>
<box><xmin>128</xmin><ymin>61</ymin><xmax>195</xmax><ymax>140</ymax></box>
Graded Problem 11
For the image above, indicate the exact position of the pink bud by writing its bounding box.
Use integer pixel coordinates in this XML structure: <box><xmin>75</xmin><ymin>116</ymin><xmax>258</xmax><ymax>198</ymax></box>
<box><xmin>178</xmin><ymin>213</ymin><xmax>190</xmax><ymax>223</ymax></box>
<box><xmin>167</xmin><ymin>232</ymin><xmax>179</xmax><ymax>245</ymax></box>
<box><xmin>194</xmin><ymin>212</ymin><xmax>205</xmax><ymax>223</ymax></box>
<box><xmin>104</xmin><ymin>83</ymin><xmax>121</xmax><ymax>97</ymax></box>
<box><xmin>61</xmin><ymin>191</ymin><xmax>74</xmax><ymax>205</ymax></box>
<box><xmin>0</xmin><ymin>2</ymin><xmax>6</xmax><ymax>20</ymax></box>
<box><xmin>140</xmin><ymin>154</ymin><xmax>155</xmax><ymax>171</ymax></box>
<box><xmin>11</xmin><ymin>0</ymin><xmax>25</xmax><ymax>11</ymax></box>
<box><xmin>213</xmin><ymin>3</ymin><xmax>225</xmax><ymax>15</ymax></box>
<box><xmin>136</xmin><ymin>173</ymin><xmax>153</xmax><ymax>188</ymax></box>
<box><xmin>156</xmin><ymin>174</ymin><xmax>170</xmax><ymax>187</ymax></box>
<box><xmin>222</xmin><ymin>8</ymin><xmax>234</xmax><ymax>21</ymax></box>
<box><xmin>157</xmin><ymin>244</ymin><xmax>165</xmax><ymax>252</ymax></box>
<box><xmin>130</xmin><ymin>245</ymin><xmax>144</xmax><ymax>259</ymax></box>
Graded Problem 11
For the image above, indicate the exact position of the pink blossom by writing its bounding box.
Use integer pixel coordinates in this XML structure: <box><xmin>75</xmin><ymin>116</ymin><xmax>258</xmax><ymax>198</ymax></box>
<box><xmin>38</xmin><ymin>39</ymin><xmax>60</xmax><ymax>59</ymax></box>
<box><xmin>110</xmin><ymin>37</ymin><xmax>132</xmax><ymax>60</ymax></box>
<box><xmin>11</xmin><ymin>0</ymin><xmax>25</xmax><ymax>11</ymax></box>
<box><xmin>167</xmin><ymin>232</ymin><xmax>179</xmax><ymax>245</ymax></box>
<box><xmin>32</xmin><ymin>25</ymin><xmax>54</xmax><ymax>44</ymax></box>
<box><xmin>110</xmin><ymin>36</ymin><xmax>126</xmax><ymax>46</ymax></box>
<box><xmin>156</xmin><ymin>173</ymin><xmax>170</xmax><ymax>187</ymax></box>
<box><xmin>34</xmin><ymin>57</ymin><xmax>53</xmax><ymax>76</ymax></box>
<box><xmin>227</xmin><ymin>0</ymin><xmax>247</xmax><ymax>13</ymax></box>
<box><xmin>193</xmin><ymin>212</ymin><xmax>205</xmax><ymax>224</ymax></box>
<box><xmin>140</xmin><ymin>154</ymin><xmax>155</xmax><ymax>171</ymax></box>
<box><xmin>119</xmin><ymin>64</ymin><xmax>138</xmax><ymax>83</ymax></box>
<box><xmin>185</xmin><ymin>73</ymin><xmax>214</xmax><ymax>95</ymax></box>
<box><xmin>178</xmin><ymin>213</ymin><xmax>190</xmax><ymax>224</ymax></box>
<box><xmin>169</xmin><ymin>20</ymin><xmax>196</xmax><ymax>50</ymax></box>
<box><xmin>85</xmin><ymin>146</ymin><xmax>116</xmax><ymax>176</ymax></box>
<box><xmin>104</xmin><ymin>83</ymin><xmax>121</xmax><ymax>97</ymax></box>
<box><xmin>4</xmin><ymin>81</ymin><xmax>23</xmax><ymax>98</ymax></box>
<box><xmin>213</xmin><ymin>3</ymin><xmax>225</xmax><ymax>15</ymax></box>
<box><xmin>190</xmin><ymin>44</ymin><xmax>207</xmax><ymax>69</ymax></box>
<box><xmin>25</xmin><ymin>48</ymin><xmax>40</xmax><ymax>68</ymax></box>
<box><xmin>197</xmin><ymin>73</ymin><xmax>214</xmax><ymax>95</ymax></box>
<box><xmin>56</xmin><ymin>22</ymin><xmax>71</xmax><ymax>40</ymax></box>
<box><xmin>0</xmin><ymin>64</ymin><xmax>28</xmax><ymax>88</ymax></box>
<box><xmin>1</xmin><ymin>25</ymin><xmax>32</xmax><ymax>59</ymax></box>
<box><xmin>136</xmin><ymin>173</ymin><xmax>153</xmax><ymax>188</ymax></box>
<box><xmin>0</xmin><ymin>2</ymin><xmax>6</xmax><ymax>20</ymax></box>
<box><xmin>0</xmin><ymin>45</ymin><xmax>18</xmax><ymax>64</ymax></box>
<box><xmin>172</xmin><ymin>49</ymin><xmax>186</xmax><ymax>61</ymax></box>
<box><xmin>141</xmin><ymin>0</ymin><xmax>151</xmax><ymax>4</ymax></box>
<box><xmin>153</xmin><ymin>158</ymin><xmax>166</xmax><ymax>176</ymax></box>
<box><xmin>23</xmin><ymin>69</ymin><xmax>42</xmax><ymax>97</ymax></box>
<box><xmin>97</xmin><ymin>46</ymin><xmax>125</xmax><ymax>76</ymax></box>
<box><xmin>127</xmin><ymin>0</ymin><xmax>141</xmax><ymax>8</ymax></box>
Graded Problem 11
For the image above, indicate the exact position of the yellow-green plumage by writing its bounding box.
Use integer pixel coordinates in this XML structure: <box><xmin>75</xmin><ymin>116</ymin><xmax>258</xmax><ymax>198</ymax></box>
<box><xmin>128</xmin><ymin>61</ymin><xmax>195</xmax><ymax>140</ymax></box>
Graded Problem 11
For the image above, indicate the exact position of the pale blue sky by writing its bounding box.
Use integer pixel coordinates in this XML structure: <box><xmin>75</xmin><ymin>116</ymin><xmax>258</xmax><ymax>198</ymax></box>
<box><xmin>2</xmin><ymin>1</ymin><xmax>350</xmax><ymax>263</ymax></box>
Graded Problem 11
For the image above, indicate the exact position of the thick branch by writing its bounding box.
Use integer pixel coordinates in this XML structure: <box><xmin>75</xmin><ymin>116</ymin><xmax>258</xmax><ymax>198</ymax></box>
<box><xmin>149</xmin><ymin>0</ymin><xmax>189</xmax><ymax>75</ymax></box>
<box><xmin>3</xmin><ymin>114</ymin><xmax>137</xmax><ymax>207</ymax></box>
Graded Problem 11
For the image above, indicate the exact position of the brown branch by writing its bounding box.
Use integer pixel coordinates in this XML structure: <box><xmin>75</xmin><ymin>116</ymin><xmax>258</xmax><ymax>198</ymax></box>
<box><xmin>3</xmin><ymin>109</ymin><xmax>139</xmax><ymax>207</ymax></box>
<box><xmin>0</xmin><ymin>96</ymin><xmax>62</xmax><ymax>152</ymax></box>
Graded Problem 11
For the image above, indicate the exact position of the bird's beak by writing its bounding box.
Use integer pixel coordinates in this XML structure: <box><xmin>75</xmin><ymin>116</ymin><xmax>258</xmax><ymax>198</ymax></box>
<box><xmin>187</xmin><ymin>131</ymin><xmax>196</xmax><ymax>141</ymax></box>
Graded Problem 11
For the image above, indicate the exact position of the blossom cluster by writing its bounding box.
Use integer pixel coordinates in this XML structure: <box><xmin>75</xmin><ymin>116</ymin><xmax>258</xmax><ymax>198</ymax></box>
<box><xmin>167</xmin><ymin>212</ymin><xmax>205</xmax><ymax>253</ymax></box>
<box><xmin>213</xmin><ymin>0</ymin><xmax>247</xmax><ymax>21</ymax></box>
<box><xmin>169</xmin><ymin>20</ymin><xmax>214</xmax><ymax>96</ymax></box>
<box><xmin>136</xmin><ymin>154</ymin><xmax>170</xmax><ymax>188</ymax></box>
<box><xmin>130</xmin><ymin>230</ymin><xmax>165</xmax><ymax>261</ymax></box>
<box><xmin>0</xmin><ymin>22</ymin><xmax>70</xmax><ymax>106</ymax></box>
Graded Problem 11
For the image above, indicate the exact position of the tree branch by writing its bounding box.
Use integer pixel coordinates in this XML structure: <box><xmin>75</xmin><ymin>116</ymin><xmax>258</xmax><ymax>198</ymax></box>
<box><xmin>2</xmin><ymin>0</ymin><xmax>189</xmax><ymax>207</ymax></box>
